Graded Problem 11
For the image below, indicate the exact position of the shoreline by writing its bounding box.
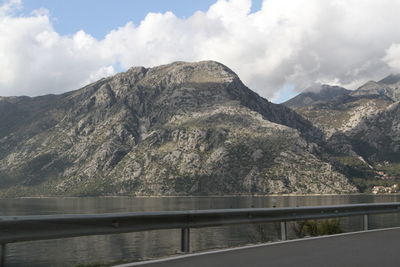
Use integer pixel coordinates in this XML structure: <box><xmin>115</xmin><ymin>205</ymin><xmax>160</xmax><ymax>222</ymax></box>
<box><xmin>1</xmin><ymin>192</ymin><xmax>399</xmax><ymax>200</ymax></box>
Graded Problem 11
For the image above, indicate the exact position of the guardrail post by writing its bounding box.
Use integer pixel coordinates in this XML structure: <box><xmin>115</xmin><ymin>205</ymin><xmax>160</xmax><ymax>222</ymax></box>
<box><xmin>1</xmin><ymin>244</ymin><xmax>6</xmax><ymax>267</ymax></box>
<box><xmin>280</xmin><ymin>221</ymin><xmax>287</xmax><ymax>241</ymax></box>
<box><xmin>363</xmin><ymin>214</ymin><xmax>369</xmax><ymax>231</ymax></box>
<box><xmin>181</xmin><ymin>228</ymin><xmax>190</xmax><ymax>253</ymax></box>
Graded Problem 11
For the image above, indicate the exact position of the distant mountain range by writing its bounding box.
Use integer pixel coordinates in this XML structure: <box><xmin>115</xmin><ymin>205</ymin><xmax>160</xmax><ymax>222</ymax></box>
<box><xmin>284</xmin><ymin>74</ymin><xmax>400</xmax><ymax>191</ymax></box>
<box><xmin>1</xmin><ymin>61</ymin><xmax>398</xmax><ymax>196</ymax></box>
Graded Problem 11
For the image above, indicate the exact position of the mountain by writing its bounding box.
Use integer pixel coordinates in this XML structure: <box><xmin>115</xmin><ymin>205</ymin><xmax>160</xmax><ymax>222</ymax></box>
<box><xmin>0</xmin><ymin>61</ymin><xmax>356</xmax><ymax>196</ymax></box>
<box><xmin>346</xmin><ymin>101</ymin><xmax>400</xmax><ymax>163</ymax></box>
<box><xmin>352</xmin><ymin>74</ymin><xmax>400</xmax><ymax>101</ymax></box>
<box><xmin>283</xmin><ymin>85</ymin><xmax>351</xmax><ymax>108</ymax></box>
<box><xmin>294</xmin><ymin>94</ymin><xmax>393</xmax><ymax>138</ymax></box>
<box><xmin>290</xmin><ymin>75</ymin><xmax>400</xmax><ymax>138</ymax></box>
<box><xmin>285</xmin><ymin>75</ymin><xmax>400</xmax><ymax>191</ymax></box>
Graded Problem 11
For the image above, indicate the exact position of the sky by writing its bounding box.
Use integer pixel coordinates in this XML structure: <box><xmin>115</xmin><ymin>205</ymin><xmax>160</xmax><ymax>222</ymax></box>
<box><xmin>20</xmin><ymin>0</ymin><xmax>222</xmax><ymax>39</ymax></box>
<box><xmin>2</xmin><ymin>0</ymin><xmax>400</xmax><ymax>103</ymax></box>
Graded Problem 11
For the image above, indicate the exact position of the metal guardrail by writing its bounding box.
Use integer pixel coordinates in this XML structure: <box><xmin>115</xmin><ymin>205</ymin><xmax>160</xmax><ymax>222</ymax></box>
<box><xmin>1</xmin><ymin>202</ymin><xmax>400</xmax><ymax>266</ymax></box>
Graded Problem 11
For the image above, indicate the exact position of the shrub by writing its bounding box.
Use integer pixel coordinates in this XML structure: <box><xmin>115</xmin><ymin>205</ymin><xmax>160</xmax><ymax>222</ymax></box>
<box><xmin>293</xmin><ymin>219</ymin><xmax>343</xmax><ymax>238</ymax></box>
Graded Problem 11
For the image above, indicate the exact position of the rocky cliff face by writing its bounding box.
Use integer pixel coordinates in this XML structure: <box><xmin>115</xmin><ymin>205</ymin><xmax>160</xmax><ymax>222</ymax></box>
<box><xmin>346</xmin><ymin>101</ymin><xmax>400</xmax><ymax>162</ymax></box>
<box><xmin>0</xmin><ymin>61</ymin><xmax>357</xmax><ymax>196</ymax></box>
<box><xmin>294</xmin><ymin>94</ymin><xmax>393</xmax><ymax>138</ymax></box>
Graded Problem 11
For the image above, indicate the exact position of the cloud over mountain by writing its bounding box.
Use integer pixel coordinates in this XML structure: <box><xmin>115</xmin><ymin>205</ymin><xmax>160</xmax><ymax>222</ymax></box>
<box><xmin>2</xmin><ymin>0</ymin><xmax>400</xmax><ymax>100</ymax></box>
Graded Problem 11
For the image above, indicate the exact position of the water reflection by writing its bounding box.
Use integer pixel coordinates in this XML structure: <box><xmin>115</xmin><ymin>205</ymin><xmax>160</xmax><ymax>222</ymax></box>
<box><xmin>1</xmin><ymin>194</ymin><xmax>400</xmax><ymax>266</ymax></box>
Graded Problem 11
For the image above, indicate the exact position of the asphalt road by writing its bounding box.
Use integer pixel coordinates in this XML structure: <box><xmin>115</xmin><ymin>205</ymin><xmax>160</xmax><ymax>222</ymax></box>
<box><xmin>120</xmin><ymin>228</ymin><xmax>400</xmax><ymax>267</ymax></box>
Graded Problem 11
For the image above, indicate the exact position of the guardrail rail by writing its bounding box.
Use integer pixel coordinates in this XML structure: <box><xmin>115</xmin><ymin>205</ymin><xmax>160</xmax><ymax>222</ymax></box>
<box><xmin>1</xmin><ymin>202</ymin><xmax>400</xmax><ymax>266</ymax></box>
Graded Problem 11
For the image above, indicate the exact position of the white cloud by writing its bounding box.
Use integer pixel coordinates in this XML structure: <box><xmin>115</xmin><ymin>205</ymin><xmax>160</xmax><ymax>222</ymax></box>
<box><xmin>384</xmin><ymin>43</ymin><xmax>400</xmax><ymax>72</ymax></box>
<box><xmin>0</xmin><ymin>4</ymin><xmax>115</xmax><ymax>96</ymax></box>
<box><xmin>2</xmin><ymin>0</ymin><xmax>400</xmax><ymax>99</ymax></box>
<box><xmin>0</xmin><ymin>0</ymin><xmax>20</xmax><ymax>16</ymax></box>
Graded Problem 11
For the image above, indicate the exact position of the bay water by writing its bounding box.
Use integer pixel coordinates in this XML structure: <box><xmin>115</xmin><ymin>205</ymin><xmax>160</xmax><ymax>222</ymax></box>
<box><xmin>1</xmin><ymin>194</ymin><xmax>400</xmax><ymax>266</ymax></box>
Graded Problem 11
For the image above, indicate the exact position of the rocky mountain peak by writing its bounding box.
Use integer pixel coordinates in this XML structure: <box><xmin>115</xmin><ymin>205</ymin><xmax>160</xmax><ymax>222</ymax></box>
<box><xmin>118</xmin><ymin>61</ymin><xmax>239</xmax><ymax>91</ymax></box>
<box><xmin>283</xmin><ymin>84</ymin><xmax>350</xmax><ymax>108</ymax></box>
<box><xmin>352</xmin><ymin>75</ymin><xmax>400</xmax><ymax>101</ymax></box>
<box><xmin>378</xmin><ymin>73</ymin><xmax>400</xmax><ymax>85</ymax></box>
<box><xmin>315</xmin><ymin>84</ymin><xmax>351</xmax><ymax>97</ymax></box>
<box><xmin>68</xmin><ymin>60</ymin><xmax>320</xmax><ymax>140</ymax></box>
<box><xmin>352</xmin><ymin>81</ymin><xmax>382</xmax><ymax>94</ymax></box>
<box><xmin>148</xmin><ymin>60</ymin><xmax>238</xmax><ymax>84</ymax></box>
